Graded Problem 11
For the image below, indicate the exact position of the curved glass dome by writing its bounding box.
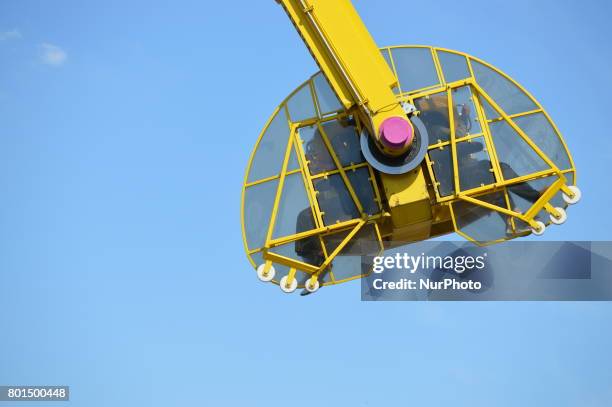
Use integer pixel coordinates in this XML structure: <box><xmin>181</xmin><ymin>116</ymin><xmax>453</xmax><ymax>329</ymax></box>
<box><xmin>242</xmin><ymin>45</ymin><xmax>576</xmax><ymax>288</ymax></box>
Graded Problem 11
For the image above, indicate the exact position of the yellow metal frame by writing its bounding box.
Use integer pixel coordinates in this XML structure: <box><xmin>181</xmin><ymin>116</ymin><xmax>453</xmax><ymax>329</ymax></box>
<box><xmin>241</xmin><ymin>72</ymin><xmax>385</xmax><ymax>288</ymax></box>
<box><xmin>242</xmin><ymin>45</ymin><xmax>578</xmax><ymax>284</ymax></box>
<box><xmin>277</xmin><ymin>0</ymin><xmax>413</xmax><ymax>155</ymax></box>
<box><xmin>386</xmin><ymin>46</ymin><xmax>576</xmax><ymax>244</ymax></box>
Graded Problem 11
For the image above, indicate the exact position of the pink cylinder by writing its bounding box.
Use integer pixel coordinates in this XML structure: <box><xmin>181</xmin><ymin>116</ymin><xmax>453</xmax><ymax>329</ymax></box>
<box><xmin>379</xmin><ymin>116</ymin><xmax>413</xmax><ymax>150</ymax></box>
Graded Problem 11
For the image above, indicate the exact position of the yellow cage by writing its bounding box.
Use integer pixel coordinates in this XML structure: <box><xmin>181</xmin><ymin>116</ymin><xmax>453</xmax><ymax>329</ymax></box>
<box><xmin>241</xmin><ymin>46</ymin><xmax>578</xmax><ymax>293</ymax></box>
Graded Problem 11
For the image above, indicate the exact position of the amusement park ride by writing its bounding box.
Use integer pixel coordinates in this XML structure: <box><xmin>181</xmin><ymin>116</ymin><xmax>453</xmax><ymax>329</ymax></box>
<box><xmin>241</xmin><ymin>0</ymin><xmax>581</xmax><ymax>294</ymax></box>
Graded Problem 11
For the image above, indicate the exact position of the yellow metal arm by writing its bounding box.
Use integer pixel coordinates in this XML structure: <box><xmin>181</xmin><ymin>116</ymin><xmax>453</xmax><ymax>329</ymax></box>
<box><xmin>276</xmin><ymin>0</ymin><xmax>412</xmax><ymax>154</ymax></box>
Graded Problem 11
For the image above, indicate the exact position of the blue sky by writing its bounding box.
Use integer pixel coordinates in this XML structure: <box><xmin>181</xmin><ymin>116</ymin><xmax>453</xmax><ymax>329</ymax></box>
<box><xmin>1</xmin><ymin>0</ymin><xmax>611</xmax><ymax>406</ymax></box>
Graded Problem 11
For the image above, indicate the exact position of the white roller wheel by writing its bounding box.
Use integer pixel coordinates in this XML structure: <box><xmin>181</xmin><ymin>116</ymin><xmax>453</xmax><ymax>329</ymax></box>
<box><xmin>562</xmin><ymin>186</ymin><xmax>581</xmax><ymax>205</ymax></box>
<box><xmin>279</xmin><ymin>275</ymin><xmax>298</xmax><ymax>293</ymax></box>
<box><xmin>256</xmin><ymin>263</ymin><xmax>275</xmax><ymax>282</ymax></box>
<box><xmin>531</xmin><ymin>221</ymin><xmax>546</xmax><ymax>236</ymax></box>
<box><xmin>305</xmin><ymin>279</ymin><xmax>320</xmax><ymax>293</ymax></box>
<box><xmin>549</xmin><ymin>207</ymin><xmax>567</xmax><ymax>225</ymax></box>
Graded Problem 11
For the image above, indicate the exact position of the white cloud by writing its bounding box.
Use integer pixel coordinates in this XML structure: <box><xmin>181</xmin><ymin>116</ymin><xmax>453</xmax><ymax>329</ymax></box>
<box><xmin>0</xmin><ymin>29</ymin><xmax>21</xmax><ymax>41</ymax></box>
<box><xmin>40</xmin><ymin>43</ymin><xmax>67</xmax><ymax>66</ymax></box>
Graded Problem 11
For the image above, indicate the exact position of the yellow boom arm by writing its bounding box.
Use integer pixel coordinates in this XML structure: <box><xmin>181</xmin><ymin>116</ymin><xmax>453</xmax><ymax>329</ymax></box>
<box><xmin>277</xmin><ymin>0</ymin><xmax>413</xmax><ymax>155</ymax></box>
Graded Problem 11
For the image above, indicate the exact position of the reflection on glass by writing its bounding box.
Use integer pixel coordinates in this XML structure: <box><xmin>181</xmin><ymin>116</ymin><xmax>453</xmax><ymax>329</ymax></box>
<box><xmin>287</xmin><ymin>84</ymin><xmax>317</xmax><ymax>123</ymax></box>
<box><xmin>415</xmin><ymin>92</ymin><xmax>450</xmax><ymax>144</ymax></box>
<box><xmin>417</xmin><ymin>87</ymin><xmax>482</xmax><ymax>145</ymax></box>
<box><xmin>272</xmin><ymin>173</ymin><xmax>314</xmax><ymax>239</ymax></box>
<box><xmin>514</xmin><ymin>113</ymin><xmax>571</xmax><ymax>171</ymax></box>
<box><xmin>452</xmin><ymin>86</ymin><xmax>481</xmax><ymax>137</ymax></box>
<box><xmin>346</xmin><ymin>167</ymin><xmax>379</xmax><ymax>215</ymax></box>
<box><xmin>247</xmin><ymin>109</ymin><xmax>290</xmax><ymax>183</ymax></box>
<box><xmin>437</xmin><ymin>51</ymin><xmax>471</xmax><ymax>83</ymax></box>
<box><xmin>313</xmin><ymin>174</ymin><xmax>359</xmax><ymax>224</ymax></box>
<box><xmin>321</xmin><ymin>120</ymin><xmax>363</xmax><ymax>166</ymax></box>
<box><xmin>391</xmin><ymin>47</ymin><xmax>440</xmax><ymax>92</ymax></box>
<box><xmin>298</xmin><ymin>125</ymin><xmax>336</xmax><ymax>175</ymax></box>
<box><xmin>312</xmin><ymin>72</ymin><xmax>343</xmax><ymax>115</ymax></box>
<box><xmin>454</xmin><ymin>191</ymin><xmax>509</xmax><ymax>243</ymax></box>
<box><xmin>472</xmin><ymin>60</ymin><xmax>537</xmax><ymax>116</ymax></box>
<box><xmin>457</xmin><ymin>137</ymin><xmax>495</xmax><ymax>191</ymax></box>
<box><xmin>244</xmin><ymin>180</ymin><xmax>278</xmax><ymax>250</ymax></box>
<box><xmin>428</xmin><ymin>145</ymin><xmax>454</xmax><ymax>196</ymax></box>
<box><xmin>489</xmin><ymin>119</ymin><xmax>549</xmax><ymax>179</ymax></box>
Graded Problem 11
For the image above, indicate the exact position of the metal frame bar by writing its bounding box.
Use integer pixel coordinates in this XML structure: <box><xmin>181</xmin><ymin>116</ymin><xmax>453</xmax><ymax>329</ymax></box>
<box><xmin>428</xmin><ymin>132</ymin><xmax>485</xmax><ymax>151</ymax></box>
<box><xmin>317</xmin><ymin>122</ymin><xmax>365</xmax><ymax>215</ymax></box>
<box><xmin>472</xmin><ymin>84</ymin><xmax>504</xmax><ymax>185</ymax></box>
<box><xmin>244</xmin><ymin>168</ymin><xmax>301</xmax><ymax>188</ymax></box>
<box><xmin>294</xmin><ymin>125</ymin><xmax>326</xmax><ymax>228</ymax></box>
<box><xmin>447</xmin><ymin>89</ymin><xmax>460</xmax><ymax>195</ymax></box>
<box><xmin>314</xmin><ymin>219</ymin><xmax>366</xmax><ymax>274</ymax></box>
<box><xmin>265</xmin><ymin>251</ymin><xmax>319</xmax><ymax>274</ymax></box>
<box><xmin>309</xmin><ymin>162</ymin><xmax>369</xmax><ymax>180</ymax></box>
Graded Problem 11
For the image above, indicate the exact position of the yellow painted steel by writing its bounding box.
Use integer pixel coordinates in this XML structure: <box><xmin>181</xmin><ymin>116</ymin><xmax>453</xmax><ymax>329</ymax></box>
<box><xmin>262</xmin><ymin>260</ymin><xmax>273</xmax><ymax>279</ymax></box>
<box><xmin>265</xmin><ymin>251</ymin><xmax>319</xmax><ymax>274</ymax></box>
<box><xmin>309</xmin><ymin>162</ymin><xmax>369</xmax><ymax>180</ymax></box>
<box><xmin>293</xmin><ymin>125</ymin><xmax>326</xmax><ymax>228</ymax></box>
<box><xmin>286</xmin><ymin>268</ymin><xmax>297</xmax><ymax>286</ymax></box>
<box><xmin>277</xmin><ymin>0</ymin><xmax>412</xmax><ymax>154</ymax></box>
<box><xmin>267</xmin><ymin>218</ymin><xmax>362</xmax><ymax>248</ymax></box>
<box><xmin>379</xmin><ymin>168</ymin><xmax>432</xmax><ymax>242</ymax></box>
<box><xmin>458</xmin><ymin>194</ymin><xmax>529</xmax><ymax>223</ymax></box>
<box><xmin>447</xmin><ymin>90</ymin><xmax>461</xmax><ymax>193</ymax></box>
<box><xmin>524</xmin><ymin>177</ymin><xmax>567</xmax><ymax>220</ymax></box>
<box><xmin>317</xmin><ymin>122</ymin><xmax>365</xmax><ymax>215</ymax></box>
<box><xmin>241</xmin><ymin>43</ymin><xmax>578</xmax><ymax>287</ymax></box>
<box><xmin>315</xmin><ymin>219</ymin><xmax>366</xmax><ymax>274</ymax></box>
<box><xmin>544</xmin><ymin>203</ymin><xmax>562</xmax><ymax>219</ymax></box>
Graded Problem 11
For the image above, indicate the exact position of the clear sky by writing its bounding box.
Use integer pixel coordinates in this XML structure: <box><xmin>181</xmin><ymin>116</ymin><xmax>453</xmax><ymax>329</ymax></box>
<box><xmin>1</xmin><ymin>0</ymin><xmax>611</xmax><ymax>406</ymax></box>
